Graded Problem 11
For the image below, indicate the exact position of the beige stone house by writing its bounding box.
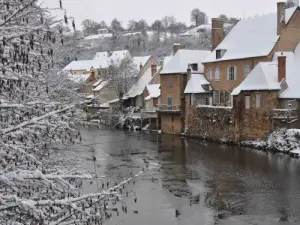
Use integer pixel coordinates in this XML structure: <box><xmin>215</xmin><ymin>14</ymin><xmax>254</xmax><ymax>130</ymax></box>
<box><xmin>159</xmin><ymin>44</ymin><xmax>210</xmax><ymax>134</ymax></box>
<box><xmin>202</xmin><ymin>3</ymin><xmax>300</xmax><ymax>106</ymax></box>
<box><xmin>231</xmin><ymin>42</ymin><xmax>300</xmax><ymax>140</ymax></box>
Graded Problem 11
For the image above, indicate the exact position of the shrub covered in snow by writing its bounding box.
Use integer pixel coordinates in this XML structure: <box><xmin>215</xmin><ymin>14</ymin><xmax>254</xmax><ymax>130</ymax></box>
<box><xmin>242</xmin><ymin>129</ymin><xmax>300</xmax><ymax>153</ymax></box>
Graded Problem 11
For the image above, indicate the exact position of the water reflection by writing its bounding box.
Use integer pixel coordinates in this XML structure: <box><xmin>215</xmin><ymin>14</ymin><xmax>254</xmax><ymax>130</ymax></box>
<box><xmin>75</xmin><ymin>127</ymin><xmax>300</xmax><ymax>224</ymax></box>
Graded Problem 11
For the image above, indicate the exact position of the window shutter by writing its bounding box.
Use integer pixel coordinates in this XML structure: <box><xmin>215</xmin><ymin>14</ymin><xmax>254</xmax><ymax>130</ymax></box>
<box><xmin>227</xmin><ymin>67</ymin><xmax>230</xmax><ymax>80</ymax></box>
<box><xmin>234</xmin><ymin>66</ymin><xmax>237</xmax><ymax>80</ymax></box>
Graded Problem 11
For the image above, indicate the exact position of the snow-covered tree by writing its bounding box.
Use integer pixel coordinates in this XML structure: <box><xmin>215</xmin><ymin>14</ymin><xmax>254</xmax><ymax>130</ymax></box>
<box><xmin>0</xmin><ymin>1</ymin><xmax>137</xmax><ymax>224</ymax></box>
<box><xmin>286</xmin><ymin>0</ymin><xmax>299</xmax><ymax>8</ymax></box>
<box><xmin>190</xmin><ymin>8</ymin><xmax>208</xmax><ymax>26</ymax></box>
<box><xmin>103</xmin><ymin>58</ymin><xmax>138</xmax><ymax>102</ymax></box>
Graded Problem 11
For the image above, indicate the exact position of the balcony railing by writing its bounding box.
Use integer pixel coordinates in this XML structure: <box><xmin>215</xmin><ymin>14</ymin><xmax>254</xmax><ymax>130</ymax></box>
<box><xmin>272</xmin><ymin>108</ymin><xmax>298</xmax><ymax>120</ymax></box>
<box><xmin>158</xmin><ymin>104</ymin><xmax>181</xmax><ymax>112</ymax></box>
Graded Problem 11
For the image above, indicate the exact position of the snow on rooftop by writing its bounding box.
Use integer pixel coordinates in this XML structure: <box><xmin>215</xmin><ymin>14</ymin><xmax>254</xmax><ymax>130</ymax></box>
<box><xmin>232</xmin><ymin>42</ymin><xmax>300</xmax><ymax>99</ymax></box>
<box><xmin>145</xmin><ymin>84</ymin><xmax>160</xmax><ymax>100</ymax></box>
<box><xmin>62</xmin><ymin>60</ymin><xmax>102</xmax><ymax>71</ymax></box>
<box><xmin>163</xmin><ymin>55</ymin><xmax>173</xmax><ymax>67</ymax></box>
<box><xmin>231</xmin><ymin>63</ymin><xmax>280</xmax><ymax>96</ymax></box>
<box><xmin>132</xmin><ymin>56</ymin><xmax>151</xmax><ymax>70</ymax></box>
<box><xmin>125</xmin><ymin>66</ymin><xmax>161</xmax><ymax>99</ymax></box>
<box><xmin>184</xmin><ymin>73</ymin><xmax>210</xmax><ymax>94</ymax></box>
<box><xmin>203</xmin><ymin>7</ymin><xmax>298</xmax><ymax>63</ymax></box>
<box><xmin>67</xmin><ymin>74</ymin><xmax>91</xmax><ymax>83</ymax></box>
<box><xmin>93</xmin><ymin>79</ymin><xmax>109</xmax><ymax>91</ymax></box>
<box><xmin>160</xmin><ymin>50</ymin><xmax>210</xmax><ymax>74</ymax></box>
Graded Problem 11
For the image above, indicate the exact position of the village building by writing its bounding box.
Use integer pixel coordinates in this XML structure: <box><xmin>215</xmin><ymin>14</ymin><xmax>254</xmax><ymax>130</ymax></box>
<box><xmin>158</xmin><ymin>44</ymin><xmax>210</xmax><ymax>134</ymax></box>
<box><xmin>202</xmin><ymin>3</ymin><xmax>300</xmax><ymax>106</ymax></box>
<box><xmin>231</xmin><ymin>42</ymin><xmax>300</xmax><ymax>140</ymax></box>
<box><xmin>122</xmin><ymin>56</ymin><xmax>158</xmax><ymax>108</ymax></box>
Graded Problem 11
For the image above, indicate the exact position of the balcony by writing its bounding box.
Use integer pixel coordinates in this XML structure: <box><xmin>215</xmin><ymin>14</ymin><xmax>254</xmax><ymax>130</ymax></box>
<box><xmin>272</xmin><ymin>108</ymin><xmax>298</xmax><ymax>121</ymax></box>
<box><xmin>157</xmin><ymin>104</ymin><xmax>181</xmax><ymax>112</ymax></box>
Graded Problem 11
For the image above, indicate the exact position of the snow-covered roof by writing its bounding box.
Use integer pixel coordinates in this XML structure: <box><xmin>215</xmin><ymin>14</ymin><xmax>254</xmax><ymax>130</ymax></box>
<box><xmin>67</xmin><ymin>74</ymin><xmax>91</xmax><ymax>83</ymax></box>
<box><xmin>232</xmin><ymin>42</ymin><xmax>300</xmax><ymax>99</ymax></box>
<box><xmin>231</xmin><ymin>63</ymin><xmax>280</xmax><ymax>96</ymax></box>
<box><xmin>160</xmin><ymin>50</ymin><xmax>210</xmax><ymax>74</ymax></box>
<box><xmin>62</xmin><ymin>60</ymin><xmax>102</xmax><ymax>71</ymax></box>
<box><xmin>145</xmin><ymin>84</ymin><xmax>160</xmax><ymax>100</ymax></box>
<box><xmin>93</xmin><ymin>79</ymin><xmax>109</xmax><ymax>92</ymax></box>
<box><xmin>124</xmin><ymin>66</ymin><xmax>161</xmax><ymax>99</ymax></box>
<box><xmin>163</xmin><ymin>55</ymin><xmax>173</xmax><ymax>67</ymax></box>
<box><xmin>203</xmin><ymin>7</ymin><xmax>298</xmax><ymax>63</ymax></box>
<box><xmin>132</xmin><ymin>56</ymin><xmax>151</xmax><ymax>70</ymax></box>
<box><xmin>184</xmin><ymin>73</ymin><xmax>210</xmax><ymax>94</ymax></box>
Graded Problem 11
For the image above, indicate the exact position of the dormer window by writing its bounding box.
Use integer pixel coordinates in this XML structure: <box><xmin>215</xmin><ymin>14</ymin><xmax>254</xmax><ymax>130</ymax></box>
<box><xmin>191</xmin><ymin>63</ymin><xmax>198</xmax><ymax>71</ymax></box>
<box><xmin>216</xmin><ymin>49</ymin><xmax>226</xmax><ymax>59</ymax></box>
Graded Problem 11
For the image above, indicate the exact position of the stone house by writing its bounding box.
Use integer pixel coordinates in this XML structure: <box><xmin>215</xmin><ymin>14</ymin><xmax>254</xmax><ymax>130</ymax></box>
<box><xmin>184</xmin><ymin>68</ymin><xmax>212</xmax><ymax>106</ymax></box>
<box><xmin>159</xmin><ymin>44</ymin><xmax>210</xmax><ymax>134</ymax></box>
<box><xmin>231</xmin><ymin>42</ymin><xmax>300</xmax><ymax>140</ymax></box>
<box><xmin>123</xmin><ymin>56</ymin><xmax>159</xmax><ymax>108</ymax></box>
<box><xmin>202</xmin><ymin>3</ymin><xmax>300</xmax><ymax>106</ymax></box>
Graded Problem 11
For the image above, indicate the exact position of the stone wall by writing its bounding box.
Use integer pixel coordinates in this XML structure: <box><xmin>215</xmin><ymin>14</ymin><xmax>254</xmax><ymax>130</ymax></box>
<box><xmin>185</xmin><ymin>105</ymin><xmax>235</xmax><ymax>142</ymax></box>
<box><xmin>233</xmin><ymin>91</ymin><xmax>279</xmax><ymax>140</ymax></box>
<box><xmin>161</xmin><ymin>113</ymin><xmax>182</xmax><ymax>134</ymax></box>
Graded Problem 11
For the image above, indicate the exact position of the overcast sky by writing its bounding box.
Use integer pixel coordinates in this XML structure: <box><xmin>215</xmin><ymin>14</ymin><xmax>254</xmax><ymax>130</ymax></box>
<box><xmin>42</xmin><ymin>0</ymin><xmax>292</xmax><ymax>28</ymax></box>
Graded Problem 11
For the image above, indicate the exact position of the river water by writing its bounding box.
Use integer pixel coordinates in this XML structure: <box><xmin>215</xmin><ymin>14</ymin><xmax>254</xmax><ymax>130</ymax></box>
<box><xmin>68</xmin><ymin>126</ymin><xmax>300</xmax><ymax>225</ymax></box>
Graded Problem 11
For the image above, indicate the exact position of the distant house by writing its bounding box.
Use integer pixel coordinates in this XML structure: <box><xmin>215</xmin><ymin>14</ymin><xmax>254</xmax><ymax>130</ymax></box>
<box><xmin>122</xmin><ymin>56</ymin><xmax>158</xmax><ymax>107</ymax></box>
<box><xmin>231</xmin><ymin>42</ymin><xmax>300</xmax><ymax>140</ymax></box>
<box><xmin>202</xmin><ymin>3</ymin><xmax>300</xmax><ymax>106</ymax></box>
<box><xmin>158</xmin><ymin>44</ymin><xmax>210</xmax><ymax>134</ymax></box>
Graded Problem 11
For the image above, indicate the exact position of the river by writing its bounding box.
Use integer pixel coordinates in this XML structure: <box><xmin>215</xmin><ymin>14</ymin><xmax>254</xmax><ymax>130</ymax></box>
<box><xmin>67</xmin><ymin>126</ymin><xmax>300</xmax><ymax>225</ymax></box>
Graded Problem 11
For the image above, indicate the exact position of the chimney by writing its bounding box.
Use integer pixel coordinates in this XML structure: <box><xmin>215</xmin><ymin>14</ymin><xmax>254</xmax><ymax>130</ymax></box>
<box><xmin>278</xmin><ymin>54</ymin><xmax>286</xmax><ymax>82</ymax></box>
<box><xmin>277</xmin><ymin>2</ymin><xmax>286</xmax><ymax>35</ymax></box>
<box><xmin>139</xmin><ymin>63</ymin><xmax>143</xmax><ymax>71</ymax></box>
<box><xmin>211</xmin><ymin>18</ymin><xmax>224</xmax><ymax>51</ymax></box>
<box><xmin>151</xmin><ymin>63</ymin><xmax>157</xmax><ymax>76</ymax></box>
<box><xmin>173</xmin><ymin>43</ymin><xmax>181</xmax><ymax>55</ymax></box>
<box><xmin>160</xmin><ymin>58</ymin><xmax>164</xmax><ymax>67</ymax></box>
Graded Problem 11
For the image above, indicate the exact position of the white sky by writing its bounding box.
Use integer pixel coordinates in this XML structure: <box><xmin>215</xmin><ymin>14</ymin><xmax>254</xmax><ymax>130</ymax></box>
<box><xmin>42</xmin><ymin>0</ymin><xmax>292</xmax><ymax>28</ymax></box>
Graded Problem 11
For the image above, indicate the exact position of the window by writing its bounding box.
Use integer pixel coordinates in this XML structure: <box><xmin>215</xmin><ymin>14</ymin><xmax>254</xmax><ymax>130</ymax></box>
<box><xmin>255</xmin><ymin>93</ymin><xmax>261</xmax><ymax>108</ymax></box>
<box><xmin>216</xmin><ymin>50</ymin><xmax>222</xmax><ymax>59</ymax></box>
<box><xmin>208</xmin><ymin>69</ymin><xmax>213</xmax><ymax>81</ymax></box>
<box><xmin>191</xmin><ymin>63</ymin><xmax>198</xmax><ymax>71</ymax></box>
<box><xmin>216</xmin><ymin>49</ymin><xmax>226</xmax><ymax>59</ymax></box>
<box><xmin>215</xmin><ymin>68</ymin><xmax>220</xmax><ymax>81</ymax></box>
<box><xmin>168</xmin><ymin>78</ymin><xmax>172</xmax><ymax>88</ymax></box>
<box><xmin>227</xmin><ymin>66</ymin><xmax>237</xmax><ymax>80</ymax></box>
<box><xmin>244</xmin><ymin>64</ymin><xmax>250</xmax><ymax>78</ymax></box>
<box><xmin>168</xmin><ymin>96</ymin><xmax>172</xmax><ymax>106</ymax></box>
<box><xmin>245</xmin><ymin>95</ymin><xmax>250</xmax><ymax>109</ymax></box>
<box><xmin>205</xmin><ymin>97</ymin><xmax>210</xmax><ymax>105</ymax></box>
<box><xmin>213</xmin><ymin>90</ymin><xmax>220</xmax><ymax>105</ymax></box>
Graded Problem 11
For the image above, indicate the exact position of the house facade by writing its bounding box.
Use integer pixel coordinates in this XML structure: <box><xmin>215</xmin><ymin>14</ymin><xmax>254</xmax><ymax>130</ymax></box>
<box><xmin>231</xmin><ymin>42</ymin><xmax>300</xmax><ymax>140</ymax></box>
<box><xmin>123</xmin><ymin>56</ymin><xmax>159</xmax><ymax>108</ymax></box>
<box><xmin>202</xmin><ymin>3</ymin><xmax>300</xmax><ymax>106</ymax></box>
<box><xmin>159</xmin><ymin>45</ymin><xmax>210</xmax><ymax>134</ymax></box>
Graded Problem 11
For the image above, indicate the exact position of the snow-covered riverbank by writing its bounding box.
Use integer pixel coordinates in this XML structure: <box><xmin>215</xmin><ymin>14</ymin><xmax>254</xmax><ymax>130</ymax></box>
<box><xmin>241</xmin><ymin>129</ymin><xmax>300</xmax><ymax>155</ymax></box>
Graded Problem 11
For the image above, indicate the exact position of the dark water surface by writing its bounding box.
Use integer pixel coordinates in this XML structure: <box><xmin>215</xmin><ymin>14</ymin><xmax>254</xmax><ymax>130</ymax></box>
<box><xmin>70</xmin><ymin>126</ymin><xmax>300</xmax><ymax>225</ymax></box>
